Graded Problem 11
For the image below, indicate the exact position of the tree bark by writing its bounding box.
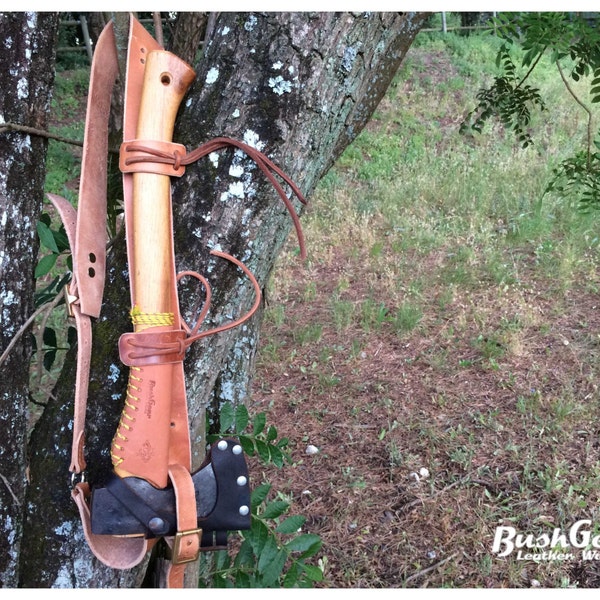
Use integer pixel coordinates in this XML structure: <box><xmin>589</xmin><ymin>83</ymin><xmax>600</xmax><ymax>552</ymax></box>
<box><xmin>0</xmin><ymin>12</ymin><xmax>59</xmax><ymax>588</ymax></box>
<box><xmin>174</xmin><ymin>11</ymin><xmax>428</xmax><ymax>468</ymax></box>
<box><xmin>14</xmin><ymin>11</ymin><xmax>427</xmax><ymax>587</ymax></box>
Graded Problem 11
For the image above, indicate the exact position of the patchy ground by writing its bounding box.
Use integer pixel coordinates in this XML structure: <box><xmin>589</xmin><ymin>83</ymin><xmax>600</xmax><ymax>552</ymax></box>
<box><xmin>250</xmin><ymin>240</ymin><xmax>600</xmax><ymax>587</ymax></box>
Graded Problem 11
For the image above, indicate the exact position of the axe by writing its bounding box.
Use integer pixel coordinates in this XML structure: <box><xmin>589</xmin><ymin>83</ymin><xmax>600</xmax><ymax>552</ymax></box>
<box><xmin>47</xmin><ymin>16</ymin><xmax>306</xmax><ymax>586</ymax></box>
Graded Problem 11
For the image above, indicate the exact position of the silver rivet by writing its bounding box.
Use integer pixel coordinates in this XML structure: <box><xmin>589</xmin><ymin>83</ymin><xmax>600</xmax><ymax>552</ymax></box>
<box><xmin>148</xmin><ymin>517</ymin><xmax>165</xmax><ymax>533</ymax></box>
<box><xmin>232</xmin><ymin>444</ymin><xmax>242</xmax><ymax>455</ymax></box>
<box><xmin>236</xmin><ymin>475</ymin><xmax>247</xmax><ymax>487</ymax></box>
<box><xmin>239</xmin><ymin>505</ymin><xmax>249</xmax><ymax>516</ymax></box>
<box><xmin>217</xmin><ymin>440</ymin><xmax>228</xmax><ymax>451</ymax></box>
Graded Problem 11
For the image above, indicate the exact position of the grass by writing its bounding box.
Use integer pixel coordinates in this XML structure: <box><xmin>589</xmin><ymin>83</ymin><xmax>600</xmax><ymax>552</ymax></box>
<box><xmin>251</xmin><ymin>29</ymin><xmax>600</xmax><ymax>588</ymax></box>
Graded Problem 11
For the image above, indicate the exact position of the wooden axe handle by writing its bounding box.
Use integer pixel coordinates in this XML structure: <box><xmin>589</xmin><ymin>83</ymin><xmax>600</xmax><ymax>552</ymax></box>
<box><xmin>131</xmin><ymin>50</ymin><xmax>195</xmax><ymax>326</ymax></box>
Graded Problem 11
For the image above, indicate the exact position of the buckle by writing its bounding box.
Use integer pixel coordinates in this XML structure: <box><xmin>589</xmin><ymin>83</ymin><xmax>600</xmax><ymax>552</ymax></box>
<box><xmin>70</xmin><ymin>470</ymin><xmax>86</xmax><ymax>489</ymax></box>
<box><xmin>171</xmin><ymin>527</ymin><xmax>202</xmax><ymax>564</ymax></box>
<box><xmin>64</xmin><ymin>286</ymin><xmax>79</xmax><ymax>317</ymax></box>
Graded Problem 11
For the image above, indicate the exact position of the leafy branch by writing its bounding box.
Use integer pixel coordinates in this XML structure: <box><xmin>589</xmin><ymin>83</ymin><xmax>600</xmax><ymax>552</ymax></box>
<box><xmin>0</xmin><ymin>212</ymin><xmax>73</xmax><ymax>371</ymax></box>
<box><xmin>461</xmin><ymin>12</ymin><xmax>600</xmax><ymax>208</ymax></box>
<box><xmin>204</xmin><ymin>402</ymin><xmax>325</xmax><ymax>588</ymax></box>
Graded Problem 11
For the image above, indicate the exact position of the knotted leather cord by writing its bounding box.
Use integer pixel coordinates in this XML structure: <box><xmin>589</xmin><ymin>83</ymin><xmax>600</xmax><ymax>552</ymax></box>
<box><xmin>121</xmin><ymin>136</ymin><xmax>308</xmax><ymax>260</ymax></box>
<box><xmin>118</xmin><ymin>137</ymin><xmax>306</xmax><ymax>364</ymax></box>
<box><xmin>121</xmin><ymin>250</ymin><xmax>262</xmax><ymax>362</ymax></box>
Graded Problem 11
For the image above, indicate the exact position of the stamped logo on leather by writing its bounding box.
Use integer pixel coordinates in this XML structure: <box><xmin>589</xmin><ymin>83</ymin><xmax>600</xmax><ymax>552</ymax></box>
<box><xmin>137</xmin><ymin>440</ymin><xmax>154</xmax><ymax>463</ymax></box>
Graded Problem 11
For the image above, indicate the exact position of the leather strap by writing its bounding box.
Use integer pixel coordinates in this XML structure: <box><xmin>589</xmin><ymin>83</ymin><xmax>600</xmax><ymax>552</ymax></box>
<box><xmin>45</xmin><ymin>193</ymin><xmax>90</xmax><ymax>473</ymax></box>
<box><xmin>73</xmin><ymin>17</ymin><xmax>119</xmax><ymax>319</ymax></box>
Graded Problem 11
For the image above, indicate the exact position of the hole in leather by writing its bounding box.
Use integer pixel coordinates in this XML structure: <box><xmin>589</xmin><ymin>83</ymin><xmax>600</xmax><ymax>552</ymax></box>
<box><xmin>88</xmin><ymin>267</ymin><xmax>95</xmax><ymax>278</ymax></box>
<box><xmin>160</xmin><ymin>73</ymin><xmax>171</xmax><ymax>86</ymax></box>
<box><xmin>89</xmin><ymin>252</ymin><xmax>96</xmax><ymax>263</ymax></box>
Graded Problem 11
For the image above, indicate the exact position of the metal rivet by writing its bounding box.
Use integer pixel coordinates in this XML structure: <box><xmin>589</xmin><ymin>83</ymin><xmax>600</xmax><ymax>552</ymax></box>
<box><xmin>148</xmin><ymin>517</ymin><xmax>165</xmax><ymax>533</ymax></box>
<box><xmin>217</xmin><ymin>440</ymin><xmax>228</xmax><ymax>451</ymax></box>
<box><xmin>232</xmin><ymin>444</ymin><xmax>242</xmax><ymax>455</ymax></box>
<box><xmin>236</xmin><ymin>476</ymin><xmax>247</xmax><ymax>487</ymax></box>
<box><xmin>239</xmin><ymin>505</ymin><xmax>249</xmax><ymax>516</ymax></box>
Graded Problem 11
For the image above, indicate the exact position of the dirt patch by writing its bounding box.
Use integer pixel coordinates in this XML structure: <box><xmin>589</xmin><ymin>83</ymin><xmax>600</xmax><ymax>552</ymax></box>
<box><xmin>250</xmin><ymin>238</ymin><xmax>600</xmax><ymax>587</ymax></box>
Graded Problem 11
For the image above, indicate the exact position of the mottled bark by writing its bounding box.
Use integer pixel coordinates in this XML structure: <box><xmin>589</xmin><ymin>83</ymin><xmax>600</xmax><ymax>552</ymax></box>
<box><xmin>0</xmin><ymin>12</ymin><xmax>59</xmax><ymax>588</ymax></box>
<box><xmin>17</xmin><ymin>11</ymin><xmax>427</xmax><ymax>587</ymax></box>
<box><xmin>174</xmin><ymin>11</ymin><xmax>428</xmax><ymax>467</ymax></box>
<box><xmin>169</xmin><ymin>12</ymin><xmax>208</xmax><ymax>66</ymax></box>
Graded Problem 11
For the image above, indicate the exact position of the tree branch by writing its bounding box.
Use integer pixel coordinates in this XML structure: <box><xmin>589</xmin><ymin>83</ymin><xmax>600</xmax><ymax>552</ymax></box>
<box><xmin>557</xmin><ymin>60</ymin><xmax>594</xmax><ymax>169</ymax></box>
<box><xmin>402</xmin><ymin>552</ymin><xmax>459</xmax><ymax>587</ymax></box>
<box><xmin>515</xmin><ymin>46</ymin><xmax>547</xmax><ymax>91</ymax></box>
<box><xmin>0</xmin><ymin>289</ymin><xmax>65</xmax><ymax>368</ymax></box>
<box><xmin>0</xmin><ymin>122</ymin><xmax>83</xmax><ymax>146</ymax></box>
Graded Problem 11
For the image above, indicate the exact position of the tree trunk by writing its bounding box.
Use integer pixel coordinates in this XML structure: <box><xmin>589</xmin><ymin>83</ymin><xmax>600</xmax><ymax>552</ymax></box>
<box><xmin>0</xmin><ymin>12</ymin><xmax>59</xmax><ymax>588</ymax></box>
<box><xmin>14</xmin><ymin>11</ymin><xmax>427</xmax><ymax>587</ymax></box>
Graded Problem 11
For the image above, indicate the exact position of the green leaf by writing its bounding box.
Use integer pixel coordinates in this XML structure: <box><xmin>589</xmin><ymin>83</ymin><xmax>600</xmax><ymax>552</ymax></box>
<box><xmin>261</xmin><ymin>500</ymin><xmax>289</xmax><ymax>520</ymax></box>
<box><xmin>43</xmin><ymin>327</ymin><xmax>57</xmax><ymax>349</ymax></box>
<box><xmin>238</xmin><ymin>435</ymin><xmax>255</xmax><ymax>456</ymax></box>
<box><xmin>300</xmin><ymin>563</ymin><xmax>324</xmax><ymax>582</ymax></box>
<box><xmin>233</xmin><ymin>539</ymin><xmax>254</xmax><ymax>569</ymax></box>
<box><xmin>53</xmin><ymin>226</ymin><xmax>70</xmax><ymax>252</ymax></box>
<box><xmin>219</xmin><ymin>402</ymin><xmax>234</xmax><ymax>432</ymax></box>
<box><xmin>253</xmin><ymin>411</ymin><xmax>266</xmax><ymax>435</ymax></box>
<box><xmin>251</xmin><ymin>483</ymin><xmax>271</xmax><ymax>506</ymax></box>
<box><xmin>266</xmin><ymin>424</ymin><xmax>278</xmax><ymax>441</ymax></box>
<box><xmin>43</xmin><ymin>349</ymin><xmax>56</xmax><ymax>371</ymax></box>
<box><xmin>234</xmin><ymin>403</ymin><xmax>249</xmax><ymax>432</ymax></box>
<box><xmin>269</xmin><ymin>444</ymin><xmax>285</xmax><ymax>468</ymax></box>
<box><xmin>246</xmin><ymin>518</ymin><xmax>270</xmax><ymax>556</ymax></box>
<box><xmin>255</xmin><ymin>439</ymin><xmax>271</xmax><ymax>463</ymax></box>
<box><xmin>282</xmin><ymin>560</ymin><xmax>300</xmax><ymax>588</ymax></box>
<box><xmin>233</xmin><ymin>571</ymin><xmax>252</xmax><ymax>588</ymax></box>
<box><xmin>276</xmin><ymin>515</ymin><xmax>306</xmax><ymax>534</ymax></box>
<box><xmin>37</xmin><ymin>220</ymin><xmax>60</xmax><ymax>253</ymax></box>
<box><xmin>212</xmin><ymin>549</ymin><xmax>231</xmax><ymax>571</ymax></box>
<box><xmin>256</xmin><ymin>535</ymin><xmax>279</xmax><ymax>574</ymax></box>
<box><xmin>299</xmin><ymin>538</ymin><xmax>323</xmax><ymax>560</ymax></box>
<box><xmin>261</xmin><ymin>547</ymin><xmax>287</xmax><ymax>587</ymax></box>
<box><xmin>285</xmin><ymin>533</ymin><xmax>322</xmax><ymax>554</ymax></box>
<box><xmin>35</xmin><ymin>253</ymin><xmax>58</xmax><ymax>278</ymax></box>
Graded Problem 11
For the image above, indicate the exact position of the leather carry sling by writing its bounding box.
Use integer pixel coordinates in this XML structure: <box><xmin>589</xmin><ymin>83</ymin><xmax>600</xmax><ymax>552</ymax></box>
<box><xmin>47</xmin><ymin>16</ymin><xmax>306</xmax><ymax>588</ymax></box>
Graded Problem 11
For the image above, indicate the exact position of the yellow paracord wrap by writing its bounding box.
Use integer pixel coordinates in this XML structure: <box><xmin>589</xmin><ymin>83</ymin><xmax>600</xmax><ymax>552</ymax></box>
<box><xmin>130</xmin><ymin>305</ymin><xmax>175</xmax><ymax>328</ymax></box>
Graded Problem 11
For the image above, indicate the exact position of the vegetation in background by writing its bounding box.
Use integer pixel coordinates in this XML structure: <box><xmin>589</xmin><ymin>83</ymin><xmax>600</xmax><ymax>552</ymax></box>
<box><xmin>461</xmin><ymin>12</ymin><xmax>600</xmax><ymax>209</ymax></box>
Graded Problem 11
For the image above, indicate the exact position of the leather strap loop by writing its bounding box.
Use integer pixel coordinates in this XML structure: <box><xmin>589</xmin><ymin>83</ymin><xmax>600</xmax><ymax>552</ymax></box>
<box><xmin>163</xmin><ymin>464</ymin><xmax>201</xmax><ymax>586</ymax></box>
<box><xmin>120</xmin><ymin>140</ymin><xmax>187</xmax><ymax>177</ymax></box>
<box><xmin>119</xmin><ymin>330</ymin><xmax>187</xmax><ymax>366</ymax></box>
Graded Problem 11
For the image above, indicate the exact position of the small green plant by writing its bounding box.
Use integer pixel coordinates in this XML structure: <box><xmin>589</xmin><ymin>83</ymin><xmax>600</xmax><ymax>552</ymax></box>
<box><xmin>204</xmin><ymin>402</ymin><xmax>325</xmax><ymax>587</ymax></box>
<box><xmin>29</xmin><ymin>212</ymin><xmax>73</xmax><ymax>374</ymax></box>
<box><xmin>391</xmin><ymin>302</ymin><xmax>423</xmax><ymax>334</ymax></box>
